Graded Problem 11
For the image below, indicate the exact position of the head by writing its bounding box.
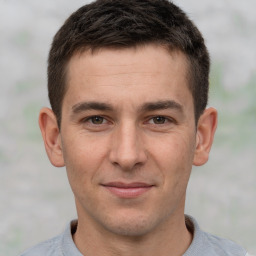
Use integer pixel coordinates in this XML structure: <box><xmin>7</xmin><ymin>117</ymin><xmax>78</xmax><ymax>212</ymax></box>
<box><xmin>40</xmin><ymin>0</ymin><xmax>217</xmax><ymax>249</ymax></box>
<box><xmin>48</xmin><ymin>0</ymin><xmax>210</xmax><ymax>128</ymax></box>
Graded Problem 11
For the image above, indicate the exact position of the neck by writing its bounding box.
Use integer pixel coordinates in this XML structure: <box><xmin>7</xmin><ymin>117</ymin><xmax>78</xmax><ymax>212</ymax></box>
<box><xmin>73</xmin><ymin>211</ymin><xmax>192</xmax><ymax>256</ymax></box>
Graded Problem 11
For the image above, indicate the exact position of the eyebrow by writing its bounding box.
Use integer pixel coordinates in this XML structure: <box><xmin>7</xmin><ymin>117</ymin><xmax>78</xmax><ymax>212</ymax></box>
<box><xmin>140</xmin><ymin>100</ymin><xmax>183</xmax><ymax>113</ymax></box>
<box><xmin>72</xmin><ymin>101</ymin><xmax>113</xmax><ymax>114</ymax></box>
<box><xmin>71</xmin><ymin>99</ymin><xmax>183</xmax><ymax>115</ymax></box>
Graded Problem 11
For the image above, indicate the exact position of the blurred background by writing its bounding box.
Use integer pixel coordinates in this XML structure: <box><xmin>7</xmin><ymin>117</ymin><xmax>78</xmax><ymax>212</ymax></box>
<box><xmin>0</xmin><ymin>0</ymin><xmax>255</xmax><ymax>255</ymax></box>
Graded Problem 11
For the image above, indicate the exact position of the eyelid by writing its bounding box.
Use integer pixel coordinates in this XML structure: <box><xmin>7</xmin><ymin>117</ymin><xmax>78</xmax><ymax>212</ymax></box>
<box><xmin>146</xmin><ymin>115</ymin><xmax>176</xmax><ymax>125</ymax></box>
<box><xmin>80</xmin><ymin>114</ymin><xmax>176</xmax><ymax>126</ymax></box>
<box><xmin>82</xmin><ymin>115</ymin><xmax>109</xmax><ymax>124</ymax></box>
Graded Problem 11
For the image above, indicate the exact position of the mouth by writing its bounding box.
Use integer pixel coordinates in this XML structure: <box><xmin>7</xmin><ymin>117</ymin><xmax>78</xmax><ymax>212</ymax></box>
<box><xmin>102</xmin><ymin>182</ymin><xmax>154</xmax><ymax>198</ymax></box>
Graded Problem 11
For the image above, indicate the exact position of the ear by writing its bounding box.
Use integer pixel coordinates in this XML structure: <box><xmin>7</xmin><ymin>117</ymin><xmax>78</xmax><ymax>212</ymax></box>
<box><xmin>38</xmin><ymin>107</ymin><xmax>65</xmax><ymax>167</ymax></box>
<box><xmin>193</xmin><ymin>107</ymin><xmax>218</xmax><ymax>166</ymax></box>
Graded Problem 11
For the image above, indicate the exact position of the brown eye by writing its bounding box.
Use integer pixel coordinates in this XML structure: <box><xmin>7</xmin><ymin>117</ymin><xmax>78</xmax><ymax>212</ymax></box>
<box><xmin>90</xmin><ymin>116</ymin><xmax>105</xmax><ymax>124</ymax></box>
<box><xmin>152</xmin><ymin>116</ymin><xmax>166</xmax><ymax>124</ymax></box>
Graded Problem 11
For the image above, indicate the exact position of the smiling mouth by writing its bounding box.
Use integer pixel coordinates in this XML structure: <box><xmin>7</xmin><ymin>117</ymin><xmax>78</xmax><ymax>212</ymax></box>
<box><xmin>102</xmin><ymin>182</ymin><xmax>154</xmax><ymax>198</ymax></box>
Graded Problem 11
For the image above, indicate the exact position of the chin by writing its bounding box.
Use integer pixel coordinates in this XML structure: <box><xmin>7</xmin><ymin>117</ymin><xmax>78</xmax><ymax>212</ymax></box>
<box><xmin>101</xmin><ymin>212</ymin><xmax>162</xmax><ymax>237</ymax></box>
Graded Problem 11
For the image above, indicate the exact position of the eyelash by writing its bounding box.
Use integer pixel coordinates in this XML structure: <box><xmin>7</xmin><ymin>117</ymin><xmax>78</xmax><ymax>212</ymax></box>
<box><xmin>82</xmin><ymin>115</ymin><xmax>175</xmax><ymax>126</ymax></box>
<box><xmin>82</xmin><ymin>115</ymin><xmax>109</xmax><ymax>125</ymax></box>
<box><xmin>147</xmin><ymin>116</ymin><xmax>174</xmax><ymax>125</ymax></box>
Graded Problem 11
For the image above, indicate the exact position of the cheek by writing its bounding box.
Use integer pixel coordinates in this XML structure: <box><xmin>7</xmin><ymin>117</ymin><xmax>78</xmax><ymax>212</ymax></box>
<box><xmin>149</xmin><ymin>132</ymin><xmax>195</xmax><ymax>187</ymax></box>
<box><xmin>152</xmin><ymin>132</ymin><xmax>195</xmax><ymax>166</ymax></box>
<box><xmin>61</xmin><ymin>134</ymin><xmax>108</xmax><ymax>190</ymax></box>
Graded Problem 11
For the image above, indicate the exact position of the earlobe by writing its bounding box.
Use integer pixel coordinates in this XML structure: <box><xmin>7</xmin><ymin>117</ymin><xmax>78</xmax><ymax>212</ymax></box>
<box><xmin>38</xmin><ymin>107</ymin><xmax>65</xmax><ymax>167</ymax></box>
<box><xmin>193</xmin><ymin>107</ymin><xmax>218</xmax><ymax>166</ymax></box>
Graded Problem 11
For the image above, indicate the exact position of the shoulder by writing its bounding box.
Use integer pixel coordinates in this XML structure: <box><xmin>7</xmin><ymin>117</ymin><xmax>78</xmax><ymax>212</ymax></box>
<box><xmin>202</xmin><ymin>231</ymin><xmax>247</xmax><ymax>256</ymax></box>
<box><xmin>19</xmin><ymin>234</ymin><xmax>63</xmax><ymax>256</ymax></box>
<box><xmin>19</xmin><ymin>220</ymin><xmax>80</xmax><ymax>256</ymax></box>
<box><xmin>185</xmin><ymin>215</ymin><xmax>248</xmax><ymax>256</ymax></box>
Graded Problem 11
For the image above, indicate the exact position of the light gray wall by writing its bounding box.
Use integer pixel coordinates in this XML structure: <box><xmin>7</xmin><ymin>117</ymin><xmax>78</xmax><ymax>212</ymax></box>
<box><xmin>0</xmin><ymin>0</ymin><xmax>255</xmax><ymax>255</ymax></box>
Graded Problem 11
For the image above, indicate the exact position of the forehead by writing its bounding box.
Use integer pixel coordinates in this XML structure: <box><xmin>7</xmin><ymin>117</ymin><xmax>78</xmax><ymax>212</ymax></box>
<box><xmin>64</xmin><ymin>45</ymin><xmax>192</xmax><ymax>111</ymax></box>
<box><xmin>68</xmin><ymin>45</ymin><xmax>189</xmax><ymax>77</ymax></box>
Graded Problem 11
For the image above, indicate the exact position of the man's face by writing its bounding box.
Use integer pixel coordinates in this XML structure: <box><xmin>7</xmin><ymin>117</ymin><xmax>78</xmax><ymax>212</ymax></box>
<box><xmin>59</xmin><ymin>45</ymin><xmax>197</xmax><ymax>236</ymax></box>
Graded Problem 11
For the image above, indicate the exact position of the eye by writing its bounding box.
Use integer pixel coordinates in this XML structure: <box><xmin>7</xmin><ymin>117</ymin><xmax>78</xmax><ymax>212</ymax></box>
<box><xmin>149</xmin><ymin>116</ymin><xmax>168</xmax><ymax>124</ymax></box>
<box><xmin>85</xmin><ymin>116</ymin><xmax>107</xmax><ymax>125</ymax></box>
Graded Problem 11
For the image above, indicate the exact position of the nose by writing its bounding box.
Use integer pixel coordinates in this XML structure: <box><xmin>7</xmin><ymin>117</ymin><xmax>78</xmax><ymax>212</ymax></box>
<box><xmin>109</xmin><ymin>122</ymin><xmax>147</xmax><ymax>171</ymax></box>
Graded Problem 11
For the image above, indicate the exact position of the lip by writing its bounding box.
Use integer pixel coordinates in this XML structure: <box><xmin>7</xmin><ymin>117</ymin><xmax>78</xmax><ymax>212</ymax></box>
<box><xmin>102</xmin><ymin>182</ymin><xmax>154</xmax><ymax>198</ymax></box>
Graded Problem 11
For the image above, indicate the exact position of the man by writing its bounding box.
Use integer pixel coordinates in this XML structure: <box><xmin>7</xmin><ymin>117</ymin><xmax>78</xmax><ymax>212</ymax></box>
<box><xmin>21</xmin><ymin>0</ymin><xmax>251</xmax><ymax>255</ymax></box>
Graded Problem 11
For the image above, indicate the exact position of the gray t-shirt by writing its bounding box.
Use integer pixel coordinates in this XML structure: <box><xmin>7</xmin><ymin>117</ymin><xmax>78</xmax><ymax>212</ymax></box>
<box><xmin>20</xmin><ymin>215</ymin><xmax>248</xmax><ymax>256</ymax></box>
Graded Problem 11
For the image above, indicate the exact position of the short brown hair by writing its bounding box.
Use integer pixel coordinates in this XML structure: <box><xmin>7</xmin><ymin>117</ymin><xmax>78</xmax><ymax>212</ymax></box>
<box><xmin>48</xmin><ymin>0</ymin><xmax>210</xmax><ymax>127</ymax></box>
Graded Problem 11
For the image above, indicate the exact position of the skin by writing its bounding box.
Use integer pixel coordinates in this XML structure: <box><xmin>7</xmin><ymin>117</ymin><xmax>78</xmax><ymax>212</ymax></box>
<box><xmin>39</xmin><ymin>44</ymin><xmax>217</xmax><ymax>256</ymax></box>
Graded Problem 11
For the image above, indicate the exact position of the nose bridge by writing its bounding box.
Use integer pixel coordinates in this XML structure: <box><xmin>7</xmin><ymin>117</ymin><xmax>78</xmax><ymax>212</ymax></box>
<box><xmin>110</xmin><ymin>120</ymin><xmax>146</xmax><ymax>169</ymax></box>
